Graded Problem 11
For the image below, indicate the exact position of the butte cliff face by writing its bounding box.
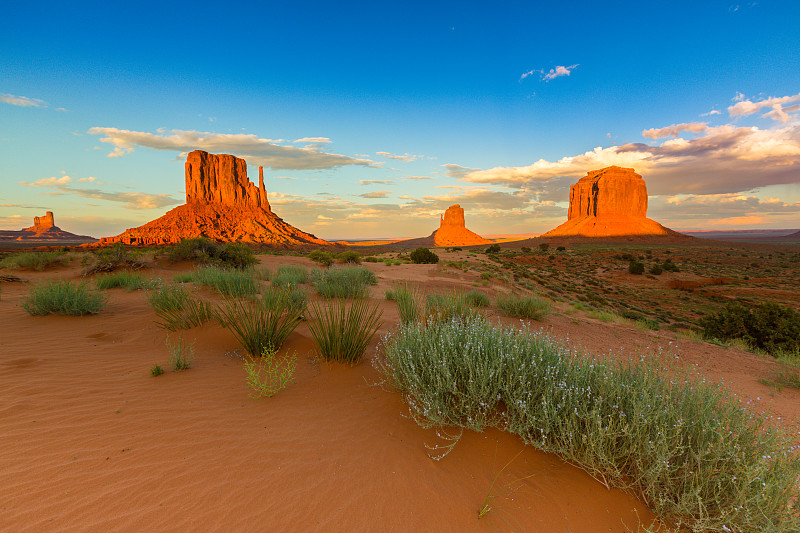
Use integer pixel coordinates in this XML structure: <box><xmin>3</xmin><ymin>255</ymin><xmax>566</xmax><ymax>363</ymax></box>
<box><xmin>99</xmin><ymin>150</ymin><xmax>327</xmax><ymax>247</ymax></box>
<box><xmin>433</xmin><ymin>204</ymin><xmax>492</xmax><ymax>246</ymax></box>
<box><xmin>544</xmin><ymin>166</ymin><xmax>676</xmax><ymax>238</ymax></box>
<box><xmin>24</xmin><ymin>211</ymin><xmax>56</xmax><ymax>233</ymax></box>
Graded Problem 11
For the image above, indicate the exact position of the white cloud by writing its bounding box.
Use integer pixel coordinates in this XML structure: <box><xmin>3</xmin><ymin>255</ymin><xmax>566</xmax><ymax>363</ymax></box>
<box><xmin>522</xmin><ymin>64</ymin><xmax>579</xmax><ymax>82</ymax></box>
<box><xmin>0</xmin><ymin>93</ymin><xmax>46</xmax><ymax>107</ymax></box>
<box><xmin>728</xmin><ymin>92</ymin><xmax>800</xmax><ymax>123</ymax></box>
<box><xmin>701</xmin><ymin>109</ymin><xmax>721</xmax><ymax>116</ymax></box>
<box><xmin>20</xmin><ymin>174</ymin><xmax>179</xmax><ymax>210</ymax></box>
<box><xmin>87</xmin><ymin>128</ymin><xmax>373</xmax><ymax>170</ymax></box>
<box><xmin>457</xmin><ymin>123</ymin><xmax>800</xmax><ymax>196</ymax></box>
<box><xmin>401</xmin><ymin>175</ymin><xmax>433</xmax><ymax>180</ymax></box>
<box><xmin>359</xmin><ymin>180</ymin><xmax>393</xmax><ymax>185</ymax></box>
<box><xmin>359</xmin><ymin>191</ymin><xmax>392</xmax><ymax>199</ymax></box>
<box><xmin>376</xmin><ymin>151</ymin><xmax>422</xmax><ymax>162</ymax></box>
<box><xmin>442</xmin><ymin>163</ymin><xmax>481</xmax><ymax>178</ymax></box>
<box><xmin>21</xmin><ymin>176</ymin><xmax>73</xmax><ymax>187</ymax></box>
<box><xmin>293</xmin><ymin>137</ymin><xmax>332</xmax><ymax>144</ymax></box>
<box><xmin>642</xmin><ymin>122</ymin><xmax>708</xmax><ymax>139</ymax></box>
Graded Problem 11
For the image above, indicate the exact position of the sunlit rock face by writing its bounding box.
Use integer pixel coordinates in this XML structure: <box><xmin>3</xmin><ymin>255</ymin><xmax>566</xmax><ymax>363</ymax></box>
<box><xmin>24</xmin><ymin>211</ymin><xmax>56</xmax><ymax>233</ymax></box>
<box><xmin>432</xmin><ymin>204</ymin><xmax>492</xmax><ymax>246</ymax></box>
<box><xmin>99</xmin><ymin>150</ymin><xmax>327</xmax><ymax>247</ymax></box>
<box><xmin>545</xmin><ymin>166</ymin><xmax>671</xmax><ymax>237</ymax></box>
<box><xmin>0</xmin><ymin>211</ymin><xmax>97</xmax><ymax>243</ymax></box>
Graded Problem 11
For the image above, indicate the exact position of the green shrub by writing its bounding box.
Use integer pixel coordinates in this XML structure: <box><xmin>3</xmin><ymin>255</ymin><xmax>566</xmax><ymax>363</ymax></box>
<box><xmin>379</xmin><ymin>317</ymin><xmax>800</xmax><ymax>532</ymax></box>
<box><xmin>649</xmin><ymin>264</ymin><xmax>663</xmax><ymax>275</ymax></box>
<box><xmin>271</xmin><ymin>265</ymin><xmax>308</xmax><ymax>287</ymax></box>
<box><xmin>485</xmin><ymin>244</ymin><xmax>501</xmax><ymax>254</ymax></box>
<box><xmin>700</xmin><ymin>301</ymin><xmax>800</xmax><ymax>356</ymax></box>
<box><xmin>311</xmin><ymin>266</ymin><xmax>377</xmax><ymax>298</ymax></box>
<box><xmin>520</xmin><ymin>247</ymin><xmax>531</xmax><ymax>253</ymax></box>
<box><xmin>0</xmin><ymin>251</ymin><xmax>68</xmax><ymax>271</ymax></box>
<box><xmin>216</xmin><ymin>287</ymin><xmax>305</xmax><ymax>356</ymax></box>
<box><xmin>242</xmin><ymin>347</ymin><xmax>296</xmax><ymax>399</ymax></box>
<box><xmin>662</xmin><ymin>259</ymin><xmax>680</xmax><ymax>272</ymax></box>
<box><xmin>150</xmin><ymin>364</ymin><xmax>164</xmax><ymax>377</ymax></box>
<box><xmin>538</xmin><ymin>243</ymin><xmax>550</xmax><ymax>252</ymax></box>
<box><xmin>22</xmin><ymin>280</ymin><xmax>107</xmax><ymax>316</ymax></box>
<box><xmin>496</xmin><ymin>294</ymin><xmax>552</xmax><ymax>320</ymax></box>
<box><xmin>628</xmin><ymin>261</ymin><xmax>645</xmax><ymax>275</ymax></box>
<box><xmin>464</xmin><ymin>289</ymin><xmax>490</xmax><ymax>308</ymax></box>
<box><xmin>165</xmin><ymin>334</ymin><xmax>194</xmax><ymax>371</ymax></box>
<box><xmin>166</xmin><ymin>238</ymin><xmax>256</xmax><ymax>269</ymax></box>
<box><xmin>308</xmin><ymin>249</ymin><xmax>335</xmax><ymax>267</ymax></box>
<box><xmin>152</xmin><ymin>293</ymin><xmax>215</xmax><ymax>331</ymax></box>
<box><xmin>336</xmin><ymin>250</ymin><xmax>361</xmax><ymax>264</ymax></box>
<box><xmin>84</xmin><ymin>244</ymin><xmax>145</xmax><ymax>274</ymax></box>
<box><xmin>185</xmin><ymin>266</ymin><xmax>258</xmax><ymax>297</ymax></box>
<box><xmin>251</xmin><ymin>266</ymin><xmax>271</xmax><ymax>281</ymax></box>
<box><xmin>425</xmin><ymin>292</ymin><xmax>480</xmax><ymax>324</ymax></box>
<box><xmin>306</xmin><ymin>297</ymin><xmax>382</xmax><ymax>363</ymax></box>
<box><xmin>409</xmin><ymin>247</ymin><xmax>439</xmax><ymax>264</ymax></box>
<box><xmin>363</xmin><ymin>256</ymin><xmax>380</xmax><ymax>263</ymax></box>
<box><xmin>147</xmin><ymin>283</ymin><xmax>189</xmax><ymax>312</ymax></box>
<box><xmin>556</xmin><ymin>246</ymin><xmax>566</xmax><ymax>252</ymax></box>
<box><xmin>95</xmin><ymin>270</ymin><xmax>148</xmax><ymax>290</ymax></box>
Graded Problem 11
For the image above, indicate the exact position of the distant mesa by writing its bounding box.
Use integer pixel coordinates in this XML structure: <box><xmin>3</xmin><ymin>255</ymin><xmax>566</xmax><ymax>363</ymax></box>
<box><xmin>0</xmin><ymin>211</ymin><xmax>97</xmax><ymax>244</ymax></box>
<box><xmin>543</xmin><ymin>166</ymin><xmax>684</xmax><ymax>239</ymax></box>
<box><xmin>398</xmin><ymin>204</ymin><xmax>492</xmax><ymax>247</ymax></box>
<box><xmin>99</xmin><ymin>150</ymin><xmax>327</xmax><ymax>247</ymax></box>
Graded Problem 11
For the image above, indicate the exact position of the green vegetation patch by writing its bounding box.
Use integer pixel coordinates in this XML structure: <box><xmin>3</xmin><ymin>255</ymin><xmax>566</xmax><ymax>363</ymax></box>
<box><xmin>22</xmin><ymin>280</ymin><xmax>107</xmax><ymax>316</ymax></box>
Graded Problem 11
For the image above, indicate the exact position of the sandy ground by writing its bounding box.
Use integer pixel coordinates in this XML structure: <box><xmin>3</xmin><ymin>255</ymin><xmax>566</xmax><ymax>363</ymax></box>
<box><xmin>2</xmin><ymin>255</ymin><xmax>798</xmax><ymax>532</ymax></box>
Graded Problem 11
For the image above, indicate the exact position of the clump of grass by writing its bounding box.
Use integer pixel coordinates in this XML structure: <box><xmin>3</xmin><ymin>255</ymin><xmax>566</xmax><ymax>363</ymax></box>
<box><xmin>336</xmin><ymin>250</ymin><xmax>361</xmax><ymax>264</ymax></box>
<box><xmin>464</xmin><ymin>289</ymin><xmax>490</xmax><ymax>308</ymax></box>
<box><xmin>94</xmin><ymin>270</ymin><xmax>148</xmax><ymax>290</ymax></box>
<box><xmin>311</xmin><ymin>266</ymin><xmax>377</xmax><ymax>298</ymax></box>
<box><xmin>306</xmin><ymin>297</ymin><xmax>382</xmax><ymax>363</ymax></box>
<box><xmin>165</xmin><ymin>335</ymin><xmax>194</xmax><ymax>371</ymax></box>
<box><xmin>379</xmin><ymin>317</ymin><xmax>800</xmax><ymax>532</ymax></box>
<box><xmin>153</xmin><ymin>294</ymin><xmax>215</xmax><ymax>331</ymax></box>
<box><xmin>0</xmin><ymin>251</ymin><xmax>68</xmax><ymax>271</ymax></box>
<box><xmin>386</xmin><ymin>283</ymin><xmax>424</xmax><ymax>325</ymax></box>
<box><xmin>271</xmin><ymin>264</ymin><xmax>308</xmax><ymax>287</ymax></box>
<box><xmin>308</xmin><ymin>249</ymin><xmax>335</xmax><ymax>267</ymax></box>
<box><xmin>166</xmin><ymin>237</ymin><xmax>257</xmax><ymax>269</ymax></box>
<box><xmin>150</xmin><ymin>364</ymin><xmax>164</xmax><ymax>377</ymax></box>
<box><xmin>22</xmin><ymin>280</ymin><xmax>107</xmax><ymax>316</ymax></box>
<box><xmin>146</xmin><ymin>283</ymin><xmax>189</xmax><ymax>313</ymax></box>
<box><xmin>183</xmin><ymin>266</ymin><xmax>258</xmax><ymax>297</ymax></box>
<box><xmin>496</xmin><ymin>294</ymin><xmax>552</xmax><ymax>320</ymax></box>
<box><xmin>242</xmin><ymin>346</ymin><xmax>297</xmax><ymax>399</ymax></box>
<box><xmin>252</xmin><ymin>266</ymin><xmax>271</xmax><ymax>281</ymax></box>
<box><xmin>216</xmin><ymin>287</ymin><xmax>305</xmax><ymax>356</ymax></box>
<box><xmin>425</xmin><ymin>292</ymin><xmax>479</xmax><ymax>324</ymax></box>
<box><xmin>83</xmin><ymin>244</ymin><xmax>145</xmax><ymax>274</ymax></box>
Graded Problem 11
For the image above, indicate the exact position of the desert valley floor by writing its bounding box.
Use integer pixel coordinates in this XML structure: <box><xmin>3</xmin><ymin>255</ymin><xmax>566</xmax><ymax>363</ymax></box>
<box><xmin>1</xmin><ymin>249</ymin><xmax>799</xmax><ymax>532</ymax></box>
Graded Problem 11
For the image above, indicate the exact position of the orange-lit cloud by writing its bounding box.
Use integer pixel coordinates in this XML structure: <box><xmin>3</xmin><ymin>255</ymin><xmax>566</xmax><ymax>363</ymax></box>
<box><xmin>0</xmin><ymin>93</ymin><xmax>46</xmax><ymax>107</ymax></box>
<box><xmin>642</xmin><ymin>122</ymin><xmax>707</xmax><ymax>139</ymax></box>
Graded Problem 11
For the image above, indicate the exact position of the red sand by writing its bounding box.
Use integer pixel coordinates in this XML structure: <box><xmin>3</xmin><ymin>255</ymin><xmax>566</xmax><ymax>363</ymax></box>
<box><xmin>2</xmin><ymin>254</ymin><xmax>797</xmax><ymax>531</ymax></box>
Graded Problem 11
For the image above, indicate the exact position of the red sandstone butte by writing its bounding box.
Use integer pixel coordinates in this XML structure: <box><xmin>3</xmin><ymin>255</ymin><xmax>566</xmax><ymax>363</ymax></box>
<box><xmin>0</xmin><ymin>211</ymin><xmax>97</xmax><ymax>243</ymax></box>
<box><xmin>543</xmin><ymin>166</ymin><xmax>674</xmax><ymax>238</ymax></box>
<box><xmin>432</xmin><ymin>204</ymin><xmax>492</xmax><ymax>246</ymax></box>
<box><xmin>24</xmin><ymin>211</ymin><xmax>56</xmax><ymax>233</ymax></box>
<box><xmin>99</xmin><ymin>150</ymin><xmax>327</xmax><ymax>247</ymax></box>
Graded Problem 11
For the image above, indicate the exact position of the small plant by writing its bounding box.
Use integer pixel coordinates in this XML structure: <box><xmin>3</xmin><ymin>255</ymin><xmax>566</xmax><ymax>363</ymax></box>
<box><xmin>556</xmin><ymin>246</ymin><xmax>566</xmax><ymax>252</ymax></box>
<box><xmin>699</xmin><ymin>301</ymin><xmax>800</xmax><ymax>356</ymax></box>
<box><xmin>165</xmin><ymin>334</ymin><xmax>194</xmax><ymax>371</ymax></box>
<box><xmin>496</xmin><ymin>294</ymin><xmax>552</xmax><ymax>320</ymax></box>
<box><xmin>146</xmin><ymin>283</ymin><xmax>189</xmax><ymax>313</ymax></box>
<box><xmin>520</xmin><ymin>247</ymin><xmax>531</xmax><ymax>253</ymax></box>
<box><xmin>464</xmin><ymin>289</ymin><xmax>489</xmax><ymax>308</ymax></box>
<box><xmin>22</xmin><ymin>280</ymin><xmax>107</xmax><ymax>316</ymax></box>
<box><xmin>83</xmin><ymin>243</ymin><xmax>145</xmax><ymax>274</ymax></box>
<box><xmin>166</xmin><ymin>238</ymin><xmax>257</xmax><ymax>269</ymax></box>
<box><xmin>216</xmin><ymin>287</ymin><xmax>305</xmax><ymax>356</ymax></box>
<box><xmin>628</xmin><ymin>261</ymin><xmax>645</xmax><ymax>275</ymax></box>
<box><xmin>409</xmin><ymin>247</ymin><xmax>439</xmax><ymax>264</ymax></box>
<box><xmin>387</xmin><ymin>283</ymin><xmax>423</xmax><ymax>324</ymax></box>
<box><xmin>538</xmin><ymin>243</ymin><xmax>549</xmax><ymax>252</ymax></box>
<box><xmin>0</xmin><ymin>251</ymin><xmax>68</xmax><ymax>271</ymax></box>
<box><xmin>95</xmin><ymin>270</ymin><xmax>148</xmax><ymax>290</ymax></box>
<box><xmin>662</xmin><ymin>258</ymin><xmax>680</xmax><ymax>272</ymax></box>
<box><xmin>153</xmin><ymin>294</ymin><xmax>214</xmax><ymax>331</ymax></box>
<box><xmin>184</xmin><ymin>266</ymin><xmax>258</xmax><ymax>297</ymax></box>
<box><xmin>306</xmin><ymin>297</ymin><xmax>383</xmax><ymax>363</ymax></box>
<box><xmin>363</xmin><ymin>256</ymin><xmax>380</xmax><ymax>263</ymax></box>
<box><xmin>252</xmin><ymin>266</ymin><xmax>271</xmax><ymax>281</ymax></box>
<box><xmin>271</xmin><ymin>264</ymin><xmax>308</xmax><ymax>287</ymax></box>
<box><xmin>150</xmin><ymin>364</ymin><xmax>164</xmax><ymax>377</ymax></box>
<box><xmin>478</xmin><ymin>449</ymin><xmax>532</xmax><ymax>529</ymax></box>
<box><xmin>425</xmin><ymin>292</ymin><xmax>480</xmax><ymax>324</ymax></box>
<box><xmin>336</xmin><ymin>250</ymin><xmax>361</xmax><ymax>264</ymax></box>
<box><xmin>308</xmin><ymin>249</ymin><xmax>335</xmax><ymax>267</ymax></box>
<box><xmin>649</xmin><ymin>264</ymin><xmax>663</xmax><ymax>275</ymax></box>
<box><xmin>242</xmin><ymin>346</ymin><xmax>297</xmax><ymax>399</ymax></box>
<box><xmin>485</xmin><ymin>244</ymin><xmax>501</xmax><ymax>254</ymax></box>
<box><xmin>311</xmin><ymin>266</ymin><xmax>377</xmax><ymax>298</ymax></box>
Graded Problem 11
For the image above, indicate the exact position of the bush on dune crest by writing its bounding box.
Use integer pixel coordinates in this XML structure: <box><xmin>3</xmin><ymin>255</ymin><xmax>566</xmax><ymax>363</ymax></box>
<box><xmin>379</xmin><ymin>316</ymin><xmax>800</xmax><ymax>532</ymax></box>
<box><xmin>23</xmin><ymin>280</ymin><xmax>107</xmax><ymax>316</ymax></box>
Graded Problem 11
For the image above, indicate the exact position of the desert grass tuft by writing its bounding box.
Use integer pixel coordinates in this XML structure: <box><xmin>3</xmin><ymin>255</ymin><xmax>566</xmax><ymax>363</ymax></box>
<box><xmin>496</xmin><ymin>294</ymin><xmax>552</xmax><ymax>320</ymax></box>
<box><xmin>311</xmin><ymin>266</ymin><xmax>377</xmax><ymax>298</ymax></box>
<box><xmin>153</xmin><ymin>294</ymin><xmax>214</xmax><ymax>331</ymax></box>
<box><xmin>271</xmin><ymin>264</ymin><xmax>308</xmax><ymax>287</ymax></box>
<box><xmin>94</xmin><ymin>270</ymin><xmax>148</xmax><ymax>291</ymax></box>
<box><xmin>165</xmin><ymin>334</ymin><xmax>194</xmax><ymax>371</ymax></box>
<box><xmin>0</xmin><ymin>251</ymin><xmax>68</xmax><ymax>271</ymax></box>
<box><xmin>22</xmin><ymin>280</ymin><xmax>107</xmax><ymax>316</ymax></box>
<box><xmin>242</xmin><ymin>346</ymin><xmax>297</xmax><ymax>399</ymax></box>
<box><xmin>388</xmin><ymin>283</ymin><xmax>424</xmax><ymax>325</ymax></box>
<box><xmin>379</xmin><ymin>317</ymin><xmax>800</xmax><ymax>532</ymax></box>
<box><xmin>183</xmin><ymin>266</ymin><xmax>258</xmax><ymax>297</ymax></box>
<box><xmin>216</xmin><ymin>286</ymin><xmax>305</xmax><ymax>356</ymax></box>
<box><xmin>306</xmin><ymin>297</ymin><xmax>382</xmax><ymax>364</ymax></box>
<box><xmin>146</xmin><ymin>283</ymin><xmax>189</xmax><ymax>313</ymax></box>
<box><xmin>425</xmin><ymin>292</ymin><xmax>482</xmax><ymax>325</ymax></box>
<box><xmin>150</xmin><ymin>364</ymin><xmax>164</xmax><ymax>377</ymax></box>
<box><xmin>464</xmin><ymin>289</ymin><xmax>490</xmax><ymax>308</ymax></box>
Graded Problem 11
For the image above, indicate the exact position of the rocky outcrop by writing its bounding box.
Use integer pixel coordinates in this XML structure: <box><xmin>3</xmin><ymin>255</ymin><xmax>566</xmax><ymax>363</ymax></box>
<box><xmin>0</xmin><ymin>212</ymin><xmax>97</xmax><ymax>243</ymax></box>
<box><xmin>99</xmin><ymin>150</ymin><xmax>327</xmax><ymax>247</ymax></box>
<box><xmin>544</xmin><ymin>166</ymin><xmax>675</xmax><ymax>238</ymax></box>
<box><xmin>24</xmin><ymin>211</ymin><xmax>55</xmax><ymax>233</ymax></box>
<box><xmin>398</xmin><ymin>204</ymin><xmax>492</xmax><ymax>247</ymax></box>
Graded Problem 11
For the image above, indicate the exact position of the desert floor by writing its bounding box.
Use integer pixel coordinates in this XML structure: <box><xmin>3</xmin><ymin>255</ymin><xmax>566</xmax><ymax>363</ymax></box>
<box><xmin>1</xmin><ymin>251</ymin><xmax>798</xmax><ymax>532</ymax></box>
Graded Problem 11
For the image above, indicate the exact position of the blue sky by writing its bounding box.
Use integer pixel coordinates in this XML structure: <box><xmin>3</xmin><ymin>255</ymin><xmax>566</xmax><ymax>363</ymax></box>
<box><xmin>2</xmin><ymin>1</ymin><xmax>799</xmax><ymax>239</ymax></box>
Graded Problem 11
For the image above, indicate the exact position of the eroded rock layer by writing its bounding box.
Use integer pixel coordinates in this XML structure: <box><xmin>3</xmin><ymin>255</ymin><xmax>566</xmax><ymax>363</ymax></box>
<box><xmin>545</xmin><ymin>166</ymin><xmax>672</xmax><ymax>238</ymax></box>
<box><xmin>0</xmin><ymin>212</ymin><xmax>96</xmax><ymax>243</ymax></box>
<box><xmin>99</xmin><ymin>150</ymin><xmax>326</xmax><ymax>247</ymax></box>
<box><xmin>432</xmin><ymin>204</ymin><xmax>492</xmax><ymax>246</ymax></box>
